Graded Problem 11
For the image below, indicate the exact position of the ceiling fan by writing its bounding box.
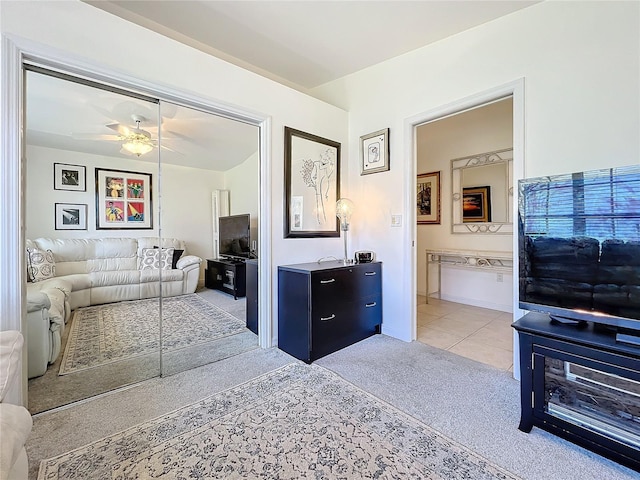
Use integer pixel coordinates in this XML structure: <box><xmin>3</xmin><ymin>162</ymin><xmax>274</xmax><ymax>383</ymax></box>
<box><xmin>73</xmin><ymin>114</ymin><xmax>180</xmax><ymax>157</ymax></box>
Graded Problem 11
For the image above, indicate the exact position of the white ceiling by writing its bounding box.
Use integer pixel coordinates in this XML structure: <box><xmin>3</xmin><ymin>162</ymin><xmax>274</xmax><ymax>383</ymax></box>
<box><xmin>86</xmin><ymin>0</ymin><xmax>540</xmax><ymax>91</ymax></box>
<box><xmin>27</xmin><ymin>1</ymin><xmax>539</xmax><ymax>170</ymax></box>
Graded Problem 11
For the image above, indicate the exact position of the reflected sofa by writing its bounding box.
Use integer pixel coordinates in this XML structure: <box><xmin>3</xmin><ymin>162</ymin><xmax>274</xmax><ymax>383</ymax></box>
<box><xmin>26</xmin><ymin>237</ymin><xmax>202</xmax><ymax>378</ymax></box>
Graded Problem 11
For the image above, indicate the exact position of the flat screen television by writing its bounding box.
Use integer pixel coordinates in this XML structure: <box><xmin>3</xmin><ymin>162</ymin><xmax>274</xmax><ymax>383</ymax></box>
<box><xmin>219</xmin><ymin>214</ymin><xmax>250</xmax><ymax>260</ymax></box>
<box><xmin>518</xmin><ymin>164</ymin><xmax>640</xmax><ymax>344</ymax></box>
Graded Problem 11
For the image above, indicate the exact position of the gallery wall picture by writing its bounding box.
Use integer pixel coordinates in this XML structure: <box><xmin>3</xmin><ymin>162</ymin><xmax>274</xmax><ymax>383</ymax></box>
<box><xmin>284</xmin><ymin>126</ymin><xmax>340</xmax><ymax>238</ymax></box>
<box><xmin>360</xmin><ymin>128</ymin><xmax>390</xmax><ymax>175</ymax></box>
<box><xmin>55</xmin><ymin>203</ymin><xmax>87</xmax><ymax>230</ymax></box>
<box><xmin>417</xmin><ymin>171</ymin><xmax>441</xmax><ymax>225</ymax></box>
<box><xmin>95</xmin><ymin>168</ymin><xmax>152</xmax><ymax>229</ymax></box>
<box><xmin>54</xmin><ymin>163</ymin><xmax>86</xmax><ymax>191</ymax></box>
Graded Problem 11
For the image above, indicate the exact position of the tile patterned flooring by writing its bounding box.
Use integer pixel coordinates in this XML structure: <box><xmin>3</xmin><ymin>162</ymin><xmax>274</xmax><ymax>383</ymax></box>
<box><xmin>416</xmin><ymin>295</ymin><xmax>515</xmax><ymax>372</ymax></box>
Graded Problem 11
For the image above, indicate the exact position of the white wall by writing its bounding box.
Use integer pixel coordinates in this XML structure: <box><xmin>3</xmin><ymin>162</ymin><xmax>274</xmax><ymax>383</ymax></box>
<box><xmin>225</xmin><ymin>152</ymin><xmax>259</xmax><ymax>252</ymax></box>
<box><xmin>1</xmin><ymin>0</ymin><xmax>349</xmax><ymax>346</ymax></box>
<box><xmin>417</xmin><ymin>99</ymin><xmax>513</xmax><ymax>311</ymax></box>
<box><xmin>312</xmin><ymin>1</ymin><xmax>639</xmax><ymax>340</ymax></box>
<box><xmin>25</xmin><ymin>145</ymin><xmax>225</xmax><ymax>280</ymax></box>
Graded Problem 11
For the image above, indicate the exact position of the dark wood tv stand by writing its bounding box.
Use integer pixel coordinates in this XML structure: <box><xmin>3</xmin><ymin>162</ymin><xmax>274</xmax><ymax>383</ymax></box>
<box><xmin>205</xmin><ymin>258</ymin><xmax>246</xmax><ymax>299</ymax></box>
<box><xmin>513</xmin><ymin>312</ymin><xmax>640</xmax><ymax>472</ymax></box>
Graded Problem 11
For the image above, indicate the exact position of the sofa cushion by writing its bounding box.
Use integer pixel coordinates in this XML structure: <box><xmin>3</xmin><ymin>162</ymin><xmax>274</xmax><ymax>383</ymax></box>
<box><xmin>26</xmin><ymin>248</ymin><xmax>55</xmax><ymax>282</ymax></box>
<box><xmin>139</xmin><ymin>268</ymin><xmax>183</xmax><ymax>283</ymax></box>
<box><xmin>90</xmin><ymin>270</ymin><xmax>141</xmax><ymax>287</ymax></box>
<box><xmin>140</xmin><ymin>247</ymin><xmax>174</xmax><ymax>270</ymax></box>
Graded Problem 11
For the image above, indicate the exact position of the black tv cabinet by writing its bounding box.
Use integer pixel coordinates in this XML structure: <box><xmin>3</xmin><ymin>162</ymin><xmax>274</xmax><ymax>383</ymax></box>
<box><xmin>513</xmin><ymin>312</ymin><xmax>640</xmax><ymax>472</ymax></box>
<box><xmin>205</xmin><ymin>258</ymin><xmax>246</xmax><ymax>299</ymax></box>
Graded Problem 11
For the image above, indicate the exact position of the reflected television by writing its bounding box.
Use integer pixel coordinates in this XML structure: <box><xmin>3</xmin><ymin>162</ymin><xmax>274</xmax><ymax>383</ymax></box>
<box><xmin>518</xmin><ymin>164</ymin><xmax>640</xmax><ymax>344</ymax></box>
<box><xmin>219</xmin><ymin>214</ymin><xmax>250</xmax><ymax>260</ymax></box>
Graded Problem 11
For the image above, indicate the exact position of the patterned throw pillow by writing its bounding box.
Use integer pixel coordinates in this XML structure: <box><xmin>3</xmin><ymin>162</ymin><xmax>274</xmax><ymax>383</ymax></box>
<box><xmin>26</xmin><ymin>247</ymin><xmax>56</xmax><ymax>282</ymax></box>
<box><xmin>140</xmin><ymin>247</ymin><xmax>174</xmax><ymax>270</ymax></box>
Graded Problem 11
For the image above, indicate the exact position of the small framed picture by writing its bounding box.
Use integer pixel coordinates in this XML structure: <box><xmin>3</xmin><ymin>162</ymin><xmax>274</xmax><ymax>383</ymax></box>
<box><xmin>463</xmin><ymin>186</ymin><xmax>492</xmax><ymax>222</ymax></box>
<box><xmin>55</xmin><ymin>203</ymin><xmax>87</xmax><ymax>230</ymax></box>
<box><xmin>96</xmin><ymin>168</ymin><xmax>153</xmax><ymax>229</ymax></box>
<box><xmin>360</xmin><ymin>128</ymin><xmax>389</xmax><ymax>175</ymax></box>
<box><xmin>54</xmin><ymin>163</ymin><xmax>86</xmax><ymax>191</ymax></box>
<box><xmin>417</xmin><ymin>171</ymin><xmax>441</xmax><ymax>225</ymax></box>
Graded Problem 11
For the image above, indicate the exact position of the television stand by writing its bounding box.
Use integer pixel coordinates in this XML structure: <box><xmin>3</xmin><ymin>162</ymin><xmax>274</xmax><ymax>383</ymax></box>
<box><xmin>205</xmin><ymin>258</ymin><xmax>246</xmax><ymax>299</ymax></box>
<box><xmin>513</xmin><ymin>312</ymin><xmax>640</xmax><ymax>472</ymax></box>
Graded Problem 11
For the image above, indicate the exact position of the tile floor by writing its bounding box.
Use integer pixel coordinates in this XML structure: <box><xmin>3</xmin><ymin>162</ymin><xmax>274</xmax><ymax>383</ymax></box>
<box><xmin>416</xmin><ymin>295</ymin><xmax>515</xmax><ymax>372</ymax></box>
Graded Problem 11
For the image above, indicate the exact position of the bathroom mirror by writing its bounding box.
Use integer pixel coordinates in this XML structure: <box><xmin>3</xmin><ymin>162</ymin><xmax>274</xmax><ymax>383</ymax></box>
<box><xmin>451</xmin><ymin>148</ymin><xmax>513</xmax><ymax>234</ymax></box>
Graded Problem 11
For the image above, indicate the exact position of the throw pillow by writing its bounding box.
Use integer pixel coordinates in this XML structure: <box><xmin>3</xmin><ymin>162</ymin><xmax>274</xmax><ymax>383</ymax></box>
<box><xmin>26</xmin><ymin>247</ymin><xmax>56</xmax><ymax>282</ymax></box>
<box><xmin>153</xmin><ymin>246</ymin><xmax>184</xmax><ymax>269</ymax></box>
<box><xmin>140</xmin><ymin>247</ymin><xmax>174</xmax><ymax>270</ymax></box>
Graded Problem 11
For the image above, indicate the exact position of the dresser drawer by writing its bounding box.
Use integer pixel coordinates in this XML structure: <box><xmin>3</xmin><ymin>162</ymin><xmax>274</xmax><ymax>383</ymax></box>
<box><xmin>311</xmin><ymin>263</ymin><xmax>381</xmax><ymax>306</ymax></box>
<box><xmin>311</xmin><ymin>295</ymin><xmax>382</xmax><ymax>360</ymax></box>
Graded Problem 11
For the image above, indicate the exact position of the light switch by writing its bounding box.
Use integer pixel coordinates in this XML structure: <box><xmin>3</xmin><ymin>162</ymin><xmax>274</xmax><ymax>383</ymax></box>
<box><xmin>391</xmin><ymin>215</ymin><xmax>402</xmax><ymax>227</ymax></box>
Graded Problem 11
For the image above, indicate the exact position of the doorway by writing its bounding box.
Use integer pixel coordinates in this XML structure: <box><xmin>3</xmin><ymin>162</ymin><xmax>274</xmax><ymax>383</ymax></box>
<box><xmin>410</xmin><ymin>82</ymin><xmax>525</xmax><ymax>374</ymax></box>
<box><xmin>23</xmin><ymin>65</ymin><xmax>262</xmax><ymax>413</ymax></box>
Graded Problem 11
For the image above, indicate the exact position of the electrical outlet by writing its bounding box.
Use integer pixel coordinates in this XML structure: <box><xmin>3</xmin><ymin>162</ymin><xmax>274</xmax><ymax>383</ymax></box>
<box><xmin>391</xmin><ymin>215</ymin><xmax>402</xmax><ymax>227</ymax></box>
<box><xmin>497</xmin><ymin>273</ymin><xmax>504</xmax><ymax>283</ymax></box>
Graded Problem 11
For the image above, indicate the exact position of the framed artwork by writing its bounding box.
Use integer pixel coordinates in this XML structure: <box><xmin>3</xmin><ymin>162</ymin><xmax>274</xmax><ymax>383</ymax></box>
<box><xmin>55</xmin><ymin>203</ymin><xmax>87</xmax><ymax>230</ymax></box>
<box><xmin>463</xmin><ymin>186</ymin><xmax>492</xmax><ymax>222</ymax></box>
<box><xmin>284</xmin><ymin>126</ymin><xmax>340</xmax><ymax>238</ymax></box>
<box><xmin>417</xmin><ymin>171</ymin><xmax>441</xmax><ymax>225</ymax></box>
<box><xmin>95</xmin><ymin>168</ymin><xmax>152</xmax><ymax>229</ymax></box>
<box><xmin>360</xmin><ymin>128</ymin><xmax>390</xmax><ymax>175</ymax></box>
<box><xmin>54</xmin><ymin>163</ymin><xmax>86</xmax><ymax>191</ymax></box>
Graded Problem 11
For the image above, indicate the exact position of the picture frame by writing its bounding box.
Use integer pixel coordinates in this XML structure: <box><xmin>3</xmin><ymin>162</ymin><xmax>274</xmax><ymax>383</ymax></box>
<box><xmin>54</xmin><ymin>163</ymin><xmax>86</xmax><ymax>191</ymax></box>
<box><xmin>417</xmin><ymin>171</ymin><xmax>441</xmax><ymax>225</ymax></box>
<box><xmin>360</xmin><ymin>128</ymin><xmax>390</xmax><ymax>175</ymax></box>
<box><xmin>463</xmin><ymin>185</ymin><xmax>492</xmax><ymax>223</ymax></box>
<box><xmin>284</xmin><ymin>126</ymin><xmax>340</xmax><ymax>238</ymax></box>
<box><xmin>95</xmin><ymin>168</ymin><xmax>152</xmax><ymax>229</ymax></box>
<box><xmin>55</xmin><ymin>203</ymin><xmax>87</xmax><ymax>230</ymax></box>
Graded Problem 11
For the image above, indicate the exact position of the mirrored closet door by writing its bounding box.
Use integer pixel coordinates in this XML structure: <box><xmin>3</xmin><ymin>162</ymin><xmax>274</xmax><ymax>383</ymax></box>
<box><xmin>24</xmin><ymin>68</ymin><xmax>162</xmax><ymax>413</ymax></box>
<box><xmin>24</xmin><ymin>67</ymin><xmax>262</xmax><ymax>413</ymax></box>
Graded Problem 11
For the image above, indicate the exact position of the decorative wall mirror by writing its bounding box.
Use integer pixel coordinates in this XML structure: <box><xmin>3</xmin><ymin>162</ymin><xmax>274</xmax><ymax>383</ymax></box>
<box><xmin>451</xmin><ymin>148</ymin><xmax>513</xmax><ymax>234</ymax></box>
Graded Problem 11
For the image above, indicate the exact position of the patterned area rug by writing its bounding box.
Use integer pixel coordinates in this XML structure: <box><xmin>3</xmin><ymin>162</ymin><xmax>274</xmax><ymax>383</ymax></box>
<box><xmin>39</xmin><ymin>363</ymin><xmax>521</xmax><ymax>479</ymax></box>
<box><xmin>59</xmin><ymin>294</ymin><xmax>247</xmax><ymax>375</ymax></box>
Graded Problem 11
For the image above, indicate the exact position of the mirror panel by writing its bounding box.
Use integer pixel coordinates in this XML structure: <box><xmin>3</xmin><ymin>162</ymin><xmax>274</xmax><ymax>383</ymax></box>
<box><xmin>156</xmin><ymin>100</ymin><xmax>260</xmax><ymax>377</ymax></box>
<box><xmin>24</xmin><ymin>68</ymin><xmax>162</xmax><ymax>413</ymax></box>
<box><xmin>451</xmin><ymin>148</ymin><xmax>513</xmax><ymax>234</ymax></box>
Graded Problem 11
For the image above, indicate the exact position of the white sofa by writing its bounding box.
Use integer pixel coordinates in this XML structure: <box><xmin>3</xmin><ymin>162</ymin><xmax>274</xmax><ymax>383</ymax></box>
<box><xmin>26</xmin><ymin>237</ymin><xmax>202</xmax><ymax>378</ymax></box>
<box><xmin>0</xmin><ymin>330</ymin><xmax>31</xmax><ymax>480</ymax></box>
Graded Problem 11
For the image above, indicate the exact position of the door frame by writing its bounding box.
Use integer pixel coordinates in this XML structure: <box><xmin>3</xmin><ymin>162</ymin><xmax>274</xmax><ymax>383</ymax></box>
<box><xmin>403</xmin><ymin>79</ymin><xmax>526</xmax><ymax>378</ymax></box>
<box><xmin>1</xmin><ymin>36</ymin><xmax>273</xmax><ymax>404</ymax></box>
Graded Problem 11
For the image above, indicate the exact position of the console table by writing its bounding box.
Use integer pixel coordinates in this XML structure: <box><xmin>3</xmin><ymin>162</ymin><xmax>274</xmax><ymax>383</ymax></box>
<box><xmin>513</xmin><ymin>312</ymin><xmax>640</xmax><ymax>472</ymax></box>
<box><xmin>425</xmin><ymin>249</ymin><xmax>512</xmax><ymax>303</ymax></box>
<box><xmin>278</xmin><ymin>261</ymin><xmax>382</xmax><ymax>363</ymax></box>
<box><xmin>205</xmin><ymin>258</ymin><xmax>246</xmax><ymax>299</ymax></box>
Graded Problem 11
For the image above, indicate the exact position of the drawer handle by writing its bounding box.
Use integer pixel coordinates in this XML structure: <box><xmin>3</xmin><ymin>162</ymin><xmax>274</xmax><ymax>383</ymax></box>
<box><xmin>320</xmin><ymin>279</ymin><xmax>336</xmax><ymax>284</ymax></box>
<box><xmin>365</xmin><ymin>302</ymin><xmax>377</xmax><ymax>308</ymax></box>
<box><xmin>320</xmin><ymin>314</ymin><xmax>336</xmax><ymax>321</ymax></box>
<box><xmin>365</xmin><ymin>272</ymin><xmax>377</xmax><ymax>276</ymax></box>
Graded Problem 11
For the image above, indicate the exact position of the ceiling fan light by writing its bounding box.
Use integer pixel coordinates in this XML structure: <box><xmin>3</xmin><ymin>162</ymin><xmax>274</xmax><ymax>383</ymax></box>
<box><xmin>122</xmin><ymin>138</ymin><xmax>154</xmax><ymax>157</ymax></box>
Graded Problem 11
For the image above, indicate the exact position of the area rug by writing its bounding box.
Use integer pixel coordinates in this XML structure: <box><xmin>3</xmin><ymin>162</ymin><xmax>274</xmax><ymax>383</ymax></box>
<box><xmin>39</xmin><ymin>363</ymin><xmax>521</xmax><ymax>480</ymax></box>
<box><xmin>59</xmin><ymin>294</ymin><xmax>247</xmax><ymax>375</ymax></box>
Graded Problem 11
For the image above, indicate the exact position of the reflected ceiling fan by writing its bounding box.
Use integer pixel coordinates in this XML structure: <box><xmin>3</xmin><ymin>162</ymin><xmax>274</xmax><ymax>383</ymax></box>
<box><xmin>73</xmin><ymin>114</ymin><xmax>180</xmax><ymax>157</ymax></box>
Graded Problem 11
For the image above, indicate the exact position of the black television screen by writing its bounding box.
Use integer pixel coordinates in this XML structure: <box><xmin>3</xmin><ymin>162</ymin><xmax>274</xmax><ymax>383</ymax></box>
<box><xmin>518</xmin><ymin>164</ymin><xmax>640</xmax><ymax>337</ymax></box>
<box><xmin>219</xmin><ymin>214</ymin><xmax>250</xmax><ymax>259</ymax></box>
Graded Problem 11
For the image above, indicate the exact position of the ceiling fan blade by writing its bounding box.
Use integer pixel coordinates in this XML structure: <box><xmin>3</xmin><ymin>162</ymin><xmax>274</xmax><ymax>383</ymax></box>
<box><xmin>71</xmin><ymin>133</ymin><xmax>121</xmax><ymax>141</ymax></box>
<box><xmin>106</xmin><ymin>123</ymin><xmax>131</xmax><ymax>137</ymax></box>
<box><xmin>159</xmin><ymin>143</ymin><xmax>183</xmax><ymax>154</ymax></box>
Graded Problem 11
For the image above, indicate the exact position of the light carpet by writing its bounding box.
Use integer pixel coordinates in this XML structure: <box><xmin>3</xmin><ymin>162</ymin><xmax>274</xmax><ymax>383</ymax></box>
<box><xmin>39</xmin><ymin>362</ymin><xmax>520</xmax><ymax>480</ymax></box>
<box><xmin>59</xmin><ymin>294</ymin><xmax>247</xmax><ymax>375</ymax></box>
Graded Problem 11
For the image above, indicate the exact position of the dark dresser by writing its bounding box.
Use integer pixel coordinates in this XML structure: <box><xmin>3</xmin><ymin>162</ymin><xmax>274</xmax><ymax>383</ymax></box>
<box><xmin>278</xmin><ymin>261</ymin><xmax>382</xmax><ymax>362</ymax></box>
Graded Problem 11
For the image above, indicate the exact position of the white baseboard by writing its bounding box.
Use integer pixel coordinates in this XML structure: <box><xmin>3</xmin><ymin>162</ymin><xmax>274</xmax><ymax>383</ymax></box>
<box><xmin>438</xmin><ymin>293</ymin><xmax>512</xmax><ymax>313</ymax></box>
